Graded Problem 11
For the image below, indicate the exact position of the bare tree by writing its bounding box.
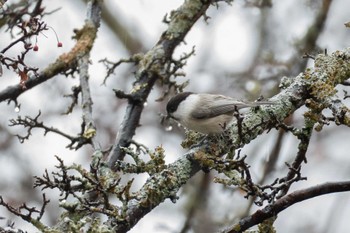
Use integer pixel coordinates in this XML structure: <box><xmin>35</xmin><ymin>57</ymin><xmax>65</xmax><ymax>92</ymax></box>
<box><xmin>1</xmin><ymin>0</ymin><xmax>350</xmax><ymax>232</ymax></box>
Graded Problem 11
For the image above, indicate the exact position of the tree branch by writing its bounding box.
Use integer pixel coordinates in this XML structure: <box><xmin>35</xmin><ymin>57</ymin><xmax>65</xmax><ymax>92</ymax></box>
<box><xmin>111</xmin><ymin>48</ymin><xmax>350</xmax><ymax>232</ymax></box>
<box><xmin>0</xmin><ymin>1</ymin><xmax>99</xmax><ymax>103</ymax></box>
<box><xmin>78</xmin><ymin>0</ymin><xmax>102</xmax><ymax>151</ymax></box>
<box><xmin>222</xmin><ymin>181</ymin><xmax>350</xmax><ymax>233</ymax></box>
<box><xmin>107</xmin><ymin>0</ymin><xmax>216</xmax><ymax>169</ymax></box>
<box><xmin>276</xmin><ymin>120</ymin><xmax>314</xmax><ymax>198</ymax></box>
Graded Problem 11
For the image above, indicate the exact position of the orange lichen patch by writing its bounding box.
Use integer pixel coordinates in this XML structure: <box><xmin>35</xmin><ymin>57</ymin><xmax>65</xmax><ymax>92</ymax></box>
<box><xmin>59</xmin><ymin>24</ymin><xmax>97</xmax><ymax>64</ymax></box>
<box><xmin>40</xmin><ymin>23</ymin><xmax>97</xmax><ymax>78</ymax></box>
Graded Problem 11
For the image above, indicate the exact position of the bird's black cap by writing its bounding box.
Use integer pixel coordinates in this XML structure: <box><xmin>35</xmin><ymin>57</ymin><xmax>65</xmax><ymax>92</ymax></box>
<box><xmin>166</xmin><ymin>92</ymin><xmax>193</xmax><ymax>114</ymax></box>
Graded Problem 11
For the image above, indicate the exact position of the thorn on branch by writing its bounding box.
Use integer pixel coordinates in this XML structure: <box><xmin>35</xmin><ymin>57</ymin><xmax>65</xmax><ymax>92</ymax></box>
<box><xmin>302</xmin><ymin>53</ymin><xmax>315</xmax><ymax>60</ymax></box>
<box><xmin>113</xmin><ymin>89</ymin><xmax>144</xmax><ymax>105</ymax></box>
<box><xmin>113</xmin><ymin>89</ymin><xmax>134</xmax><ymax>101</ymax></box>
<box><xmin>203</xmin><ymin>13</ymin><xmax>211</xmax><ymax>23</ymax></box>
<box><xmin>63</xmin><ymin>85</ymin><xmax>81</xmax><ymax>114</ymax></box>
<box><xmin>162</xmin><ymin>13</ymin><xmax>171</xmax><ymax>24</ymax></box>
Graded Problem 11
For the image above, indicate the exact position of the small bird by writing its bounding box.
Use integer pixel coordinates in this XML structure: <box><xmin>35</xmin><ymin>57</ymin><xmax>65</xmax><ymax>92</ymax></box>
<box><xmin>166</xmin><ymin>92</ymin><xmax>275</xmax><ymax>134</ymax></box>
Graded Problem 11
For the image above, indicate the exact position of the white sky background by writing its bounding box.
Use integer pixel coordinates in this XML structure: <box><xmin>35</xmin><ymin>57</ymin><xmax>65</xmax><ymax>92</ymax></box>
<box><xmin>1</xmin><ymin>0</ymin><xmax>350</xmax><ymax>232</ymax></box>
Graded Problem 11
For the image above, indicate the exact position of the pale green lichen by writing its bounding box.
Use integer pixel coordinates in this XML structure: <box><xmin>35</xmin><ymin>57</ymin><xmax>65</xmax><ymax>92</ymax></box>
<box><xmin>257</xmin><ymin>216</ymin><xmax>277</xmax><ymax>233</ymax></box>
<box><xmin>302</xmin><ymin>49</ymin><xmax>350</xmax><ymax>124</ymax></box>
<box><xmin>83</xmin><ymin>127</ymin><xmax>96</xmax><ymax>139</ymax></box>
<box><xmin>139</xmin><ymin>45</ymin><xmax>165</xmax><ymax>74</ymax></box>
<box><xmin>167</xmin><ymin>0</ymin><xmax>204</xmax><ymax>38</ymax></box>
<box><xmin>279</xmin><ymin>76</ymin><xmax>294</xmax><ymax>89</ymax></box>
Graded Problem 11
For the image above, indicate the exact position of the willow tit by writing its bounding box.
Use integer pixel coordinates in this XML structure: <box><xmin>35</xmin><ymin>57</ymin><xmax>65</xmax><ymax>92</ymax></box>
<box><xmin>166</xmin><ymin>92</ymin><xmax>275</xmax><ymax>134</ymax></box>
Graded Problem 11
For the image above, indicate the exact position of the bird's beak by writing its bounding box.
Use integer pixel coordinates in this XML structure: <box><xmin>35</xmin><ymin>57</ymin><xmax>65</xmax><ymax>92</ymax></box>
<box><xmin>167</xmin><ymin>114</ymin><xmax>178</xmax><ymax>121</ymax></box>
<box><xmin>160</xmin><ymin>113</ymin><xmax>172</xmax><ymax>126</ymax></box>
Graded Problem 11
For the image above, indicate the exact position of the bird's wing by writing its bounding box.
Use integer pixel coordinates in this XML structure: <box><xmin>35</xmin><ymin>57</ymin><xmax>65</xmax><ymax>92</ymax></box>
<box><xmin>190</xmin><ymin>94</ymin><xmax>250</xmax><ymax>119</ymax></box>
<box><xmin>191</xmin><ymin>103</ymin><xmax>241</xmax><ymax>119</ymax></box>
<box><xmin>190</xmin><ymin>94</ymin><xmax>273</xmax><ymax>119</ymax></box>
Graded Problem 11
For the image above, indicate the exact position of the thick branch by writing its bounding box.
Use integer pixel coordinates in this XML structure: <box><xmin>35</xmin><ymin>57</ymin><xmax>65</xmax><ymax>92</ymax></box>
<box><xmin>222</xmin><ymin>181</ymin><xmax>350</xmax><ymax>233</ymax></box>
<box><xmin>107</xmin><ymin>0</ymin><xmax>214</xmax><ymax>168</ymax></box>
<box><xmin>79</xmin><ymin>55</ymin><xmax>101</xmax><ymax>150</ymax></box>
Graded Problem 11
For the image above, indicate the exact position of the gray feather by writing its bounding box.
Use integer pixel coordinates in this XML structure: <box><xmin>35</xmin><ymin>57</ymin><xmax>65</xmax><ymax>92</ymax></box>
<box><xmin>191</xmin><ymin>94</ymin><xmax>275</xmax><ymax>119</ymax></box>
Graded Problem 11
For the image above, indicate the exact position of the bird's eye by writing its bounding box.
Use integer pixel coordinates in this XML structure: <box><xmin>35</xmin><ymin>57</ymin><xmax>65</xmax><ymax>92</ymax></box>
<box><xmin>166</xmin><ymin>104</ymin><xmax>176</xmax><ymax>114</ymax></box>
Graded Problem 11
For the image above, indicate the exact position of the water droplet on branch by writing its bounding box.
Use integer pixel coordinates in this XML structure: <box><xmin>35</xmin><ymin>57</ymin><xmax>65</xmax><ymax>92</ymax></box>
<box><xmin>165</xmin><ymin>125</ymin><xmax>173</xmax><ymax>131</ymax></box>
<box><xmin>14</xmin><ymin>105</ymin><xmax>20</xmax><ymax>113</ymax></box>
